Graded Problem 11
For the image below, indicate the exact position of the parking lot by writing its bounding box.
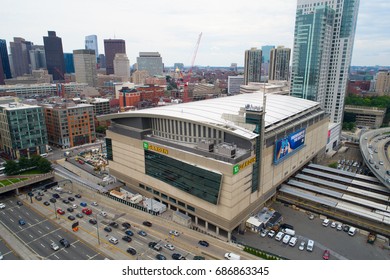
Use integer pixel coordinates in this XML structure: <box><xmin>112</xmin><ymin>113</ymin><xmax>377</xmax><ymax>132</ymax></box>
<box><xmin>234</xmin><ymin>201</ymin><xmax>390</xmax><ymax>260</ymax></box>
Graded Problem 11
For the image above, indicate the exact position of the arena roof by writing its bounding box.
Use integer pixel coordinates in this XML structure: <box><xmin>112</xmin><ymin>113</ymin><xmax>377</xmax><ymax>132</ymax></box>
<box><xmin>99</xmin><ymin>92</ymin><xmax>321</xmax><ymax>140</ymax></box>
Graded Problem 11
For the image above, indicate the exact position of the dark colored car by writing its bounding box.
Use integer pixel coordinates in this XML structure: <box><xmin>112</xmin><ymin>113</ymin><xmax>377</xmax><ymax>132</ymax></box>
<box><xmin>343</xmin><ymin>225</ymin><xmax>350</xmax><ymax>232</ymax></box>
<box><xmin>43</xmin><ymin>201</ymin><xmax>50</xmax><ymax>206</ymax></box>
<box><xmin>127</xmin><ymin>247</ymin><xmax>137</xmax><ymax>255</ymax></box>
<box><xmin>17</xmin><ymin>201</ymin><xmax>23</xmax><ymax>206</ymax></box>
<box><xmin>122</xmin><ymin>222</ymin><xmax>131</xmax><ymax>229</ymax></box>
<box><xmin>193</xmin><ymin>256</ymin><xmax>205</xmax><ymax>260</ymax></box>
<box><xmin>149</xmin><ymin>242</ymin><xmax>162</xmax><ymax>251</ymax></box>
<box><xmin>122</xmin><ymin>235</ymin><xmax>132</xmax><ymax>243</ymax></box>
<box><xmin>148</xmin><ymin>242</ymin><xmax>157</xmax><ymax>248</ymax></box>
<box><xmin>125</xmin><ymin>230</ymin><xmax>134</xmax><ymax>236</ymax></box>
<box><xmin>156</xmin><ymin>254</ymin><xmax>167</xmax><ymax>260</ymax></box>
<box><xmin>75</xmin><ymin>194</ymin><xmax>82</xmax><ymax>198</ymax></box>
<box><xmin>52</xmin><ymin>194</ymin><xmax>60</xmax><ymax>199</ymax></box>
<box><xmin>138</xmin><ymin>230</ymin><xmax>147</xmax><ymax>237</ymax></box>
<box><xmin>172</xmin><ymin>253</ymin><xmax>185</xmax><ymax>260</ymax></box>
<box><xmin>109</xmin><ymin>222</ymin><xmax>119</xmax><ymax>228</ymax></box>
<box><xmin>68</xmin><ymin>197</ymin><xmax>75</xmax><ymax>202</ymax></box>
<box><xmin>35</xmin><ymin>196</ymin><xmax>42</xmax><ymax>201</ymax></box>
<box><xmin>60</xmin><ymin>238</ymin><xmax>70</xmax><ymax>248</ymax></box>
<box><xmin>89</xmin><ymin>219</ymin><xmax>97</xmax><ymax>225</ymax></box>
<box><xmin>80</xmin><ymin>202</ymin><xmax>87</xmax><ymax>207</ymax></box>
<box><xmin>76</xmin><ymin>213</ymin><xmax>84</xmax><ymax>218</ymax></box>
<box><xmin>198</xmin><ymin>240</ymin><xmax>209</xmax><ymax>247</ymax></box>
<box><xmin>67</xmin><ymin>207</ymin><xmax>74</xmax><ymax>212</ymax></box>
<box><xmin>143</xmin><ymin>221</ymin><xmax>152</xmax><ymax>227</ymax></box>
<box><xmin>68</xmin><ymin>215</ymin><xmax>75</xmax><ymax>221</ymax></box>
<box><xmin>104</xmin><ymin>226</ymin><xmax>112</xmax><ymax>232</ymax></box>
<box><xmin>49</xmin><ymin>198</ymin><xmax>57</xmax><ymax>203</ymax></box>
<box><xmin>280</xmin><ymin>223</ymin><xmax>294</xmax><ymax>230</ymax></box>
<box><xmin>18</xmin><ymin>219</ymin><xmax>26</xmax><ymax>226</ymax></box>
<box><xmin>38</xmin><ymin>192</ymin><xmax>44</xmax><ymax>196</ymax></box>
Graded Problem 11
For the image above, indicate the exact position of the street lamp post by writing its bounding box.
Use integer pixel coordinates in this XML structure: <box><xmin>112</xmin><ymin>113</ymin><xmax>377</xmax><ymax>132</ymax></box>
<box><xmin>96</xmin><ymin>213</ymin><xmax>101</xmax><ymax>245</ymax></box>
<box><xmin>53</xmin><ymin>201</ymin><xmax>58</xmax><ymax>219</ymax></box>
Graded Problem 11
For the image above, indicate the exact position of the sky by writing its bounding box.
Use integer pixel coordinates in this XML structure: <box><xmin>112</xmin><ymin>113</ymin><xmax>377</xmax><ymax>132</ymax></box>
<box><xmin>1</xmin><ymin>0</ymin><xmax>389</xmax><ymax>67</ymax></box>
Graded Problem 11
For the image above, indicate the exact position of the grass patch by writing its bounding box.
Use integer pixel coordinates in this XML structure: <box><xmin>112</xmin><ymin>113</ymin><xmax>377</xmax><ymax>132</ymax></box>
<box><xmin>0</xmin><ymin>177</ymin><xmax>28</xmax><ymax>187</ymax></box>
<box><xmin>17</xmin><ymin>169</ymin><xmax>44</xmax><ymax>175</ymax></box>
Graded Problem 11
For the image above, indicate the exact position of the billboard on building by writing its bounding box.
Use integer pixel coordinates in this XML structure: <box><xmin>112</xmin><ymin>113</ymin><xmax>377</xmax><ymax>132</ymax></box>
<box><xmin>274</xmin><ymin>128</ymin><xmax>306</xmax><ymax>164</ymax></box>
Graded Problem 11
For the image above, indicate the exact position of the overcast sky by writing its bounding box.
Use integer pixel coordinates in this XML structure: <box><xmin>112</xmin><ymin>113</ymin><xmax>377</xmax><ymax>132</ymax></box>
<box><xmin>1</xmin><ymin>0</ymin><xmax>389</xmax><ymax>67</ymax></box>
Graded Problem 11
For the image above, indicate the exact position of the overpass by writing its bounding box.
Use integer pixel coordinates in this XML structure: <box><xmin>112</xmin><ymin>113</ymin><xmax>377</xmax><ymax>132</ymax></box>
<box><xmin>0</xmin><ymin>172</ymin><xmax>55</xmax><ymax>195</ymax></box>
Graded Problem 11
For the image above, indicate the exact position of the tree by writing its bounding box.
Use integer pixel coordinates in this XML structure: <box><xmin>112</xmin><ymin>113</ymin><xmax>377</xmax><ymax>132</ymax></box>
<box><xmin>4</xmin><ymin>160</ymin><xmax>18</xmax><ymax>176</ymax></box>
<box><xmin>36</xmin><ymin>158</ymin><xmax>52</xmax><ymax>173</ymax></box>
<box><xmin>96</xmin><ymin>125</ymin><xmax>107</xmax><ymax>134</ymax></box>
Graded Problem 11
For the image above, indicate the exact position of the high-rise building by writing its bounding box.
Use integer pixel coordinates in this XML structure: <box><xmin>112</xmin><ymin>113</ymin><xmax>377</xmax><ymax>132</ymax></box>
<box><xmin>10</xmin><ymin>37</ymin><xmax>31</xmax><ymax>77</ymax></box>
<box><xmin>373</xmin><ymin>70</ymin><xmax>390</xmax><ymax>95</ymax></box>
<box><xmin>244</xmin><ymin>48</ymin><xmax>262</xmax><ymax>85</ymax></box>
<box><xmin>64</xmin><ymin>53</ymin><xmax>75</xmax><ymax>73</ymax></box>
<box><xmin>29</xmin><ymin>45</ymin><xmax>46</xmax><ymax>70</ymax></box>
<box><xmin>98</xmin><ymin>54</ymin><xmax>106</xmax><ymax>69</ymax></box>
<box><xmin>43</xmin><ymin>31</ymin><xmax>65</xmax><ymax>82</ymax></box>
<box><xmin>230</xmin><ymin>63</ymin><xmax>238</xmax><ymax>72</ymax></box>
<box><xmin>269</xmin><ymin>46</ymin><xmax>291</xmax><ymax>81</ymax></box>
<box><xmin>0</xmin><ymin>56</ymin><xmax>4</xmax><ymax>84</ymax></box>
<box><xmin>0</xmin><ymin>102</ymin><xmax>48</xmax><ymax>159</ymax></box>
<box><xmin>104</xmin><ymin>39</ymin><xmax>126</xmax><ymax>75</ymax></box>
<box><xmin>136</xmin><ymin>52</ymin><xmax>163</xmax><ymax>77</ymax></box>
<box><xmin>261</xmin><ymin>45</ymin><xmax>275</xmax><ymax>76</ymax></box>
<box><xmin>113</xmin><ymin>53</ymin><xmax>130</xmax><ymax>81</ymax></box>
<box><xmin>43</xmin><ymin>103</ymin><xmax>95</xmax><ymax>148</ymax></box>
<box><xmin>227</xmin><ymin>76</ymin><xmax>244</xmax><ymax>94</ymax></box>
<box><xmin>0</xmin><ymin>39</ymin><xmax>12</xmax><ymax>80</ymax></box>
<box><xmin>85</xmin><ymin>35</ymin><xmax>99</xmax><ymax>59</ymax></box>
<box><xmin>290</xmin><ymin>0</ymin><xmax>360</xmax><ymax>125</ymax></box>
<box><xmin>73</xmin><ymin>49</ymin><xmax>97</xmax><ymax>87</ymax></box>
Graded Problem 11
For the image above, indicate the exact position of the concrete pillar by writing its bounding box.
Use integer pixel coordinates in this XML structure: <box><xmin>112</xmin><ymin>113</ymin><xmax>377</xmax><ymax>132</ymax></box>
<box><xmin>228</xmin><ymin>231</ymin><xmax>231</xmax><ymax>241</ymax></box>
<box><xmin>195</xmin><ymin>216</ymin><xmax>198</xmax><ymax>225</ymax></box>
<box><xmin>205</xmin><ymin>221</ymin><xmax>208</xmax><ymax>231</ymax></box>
<box><xmin>216</xmin><ymin>226</ymin><xmax>219</xmax><ymax>235</ymax></box>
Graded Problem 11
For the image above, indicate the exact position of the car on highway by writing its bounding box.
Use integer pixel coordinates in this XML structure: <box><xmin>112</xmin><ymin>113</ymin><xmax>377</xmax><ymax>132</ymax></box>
<box><xmin>80</xmin><ymin>202</ymin><xmax>87</xmax><ymax>207</ymax></box>
<box><xmin>125</xmin><ymin>230</ymin><xmax>134</xmax><ymax>236</ymax></box>
<box><xmin>49</xmin><ymin>198</ymin><xmax>56</xmax><ymax>203</ymax></box>
<box><xmin>18</xmin><ymin>219</ymin><xmax>26</xmax><ymax>226</ymax></box>
<box><xmin>68</xmin><ymin>215</ymin><xmax>75</xmax><ymax>221</ymax></box>
<box><xmin>127</xmin><ymin>247</ymin><xmax>137</xmax><ymax>255</ymax></box>
<box><xmin>67</xmin><ymin>207</ymin><xmax>74</xmax><ymax>212</ymax></box>
<box><xmin>143</xmin><ymin>221</ymin><xmax>152</xmax><ymax>227</ymax></box>
<box><xmin>193</xmin><ymin>256</ymin><xmax>205</xmax><ymax>260</ymax></box>
<box><xmin>0</xmin><ymin>203</ymin><xmax>5</xmax><ymax>209</ymax></box>
<box><xmin>17</xmin><ymin>201</ymin><xmax>23</xmax><ymax>206</ymax></box>
<box><xmin>108</xmin><ymin>237</ymin><xmax>118</xmax><ymax>245</ymax></box>
<box><xmin>156</xmin><ymin>254</ymin><xmax>167</xmax><ymax>260</ymax></box>
<box><xmin>172</xmin><ymin>253</ymin><xmax>185</xmax><ymax>260</ymax></box>
<box><xmin>99</xmin><ymin>211</ymin><xmax>107</xmax><ymax>217</ymax></box>
<box><xmin>198</xmin><ymin>240</ymin><xmax>209</xmax><ymax>247</ymax></box>
<box><xmin>104</xmin><ymin>226</ymin><xmax>112</xmax><ymax>232</ymax></box>
<box><xmin>72</xmin><ymin>204</ymin><xmax>78</xmax><ymax>209</ymax></box>
<box><xmin>323</xmin><ymin>250</ymin><xmax>330</xmax><ymax>260</ymax></box>
<box><xmin>149</xmin><ymin>242</ymin><xmax>162</xmax><ymax>251</ymax></box>
<box><xmin>75</xmin><ymin>194</ymin><xmax>82</xmax><ymax>198</ymax></box>
<box><xmin>91</xmin><ymin>202</ymin><xmax>98</xmax><ymax>206</ymax></box>
<box><xmin>122</xmin><ymin>235</ymin><xmax>132</xmax><ymax>243</ymax></box>
<box><xmin>169</xmin><ymin>230</ymin><xmax>180</xmax><ymax>236</ymax></box>
<box><xmin>164</xmin><ymin>243</ymin><xmax>175</xmax><ymax>251</ymax></box>
<box><xmin>379</xmin><ymin>161</ymin><xmax>384</xmax><ymax>165</ymax></box>
<box><xmin>57</xmin><ymin>209</ymin><xmax>65</xmax><ymax>215</ymax></box>
<box><xmin>43</xmin><ymin>201</ymin><xmax>50</xmax><ymax>206</ymax></box>
<box><xmin>109</xmin><ymin>222</ymin><xmax>119</xmax><ymax>228</ymax></box>
<box><xmin>35</xmin><ymin>196</ymin><xmax>42</xmax><ymax>201</ymax></box>
<box><xmin>298</xmin><ymin>241</ymin><xmax>305</xmax><ymax>251</ymax></box>
<box><xmin>76</xmin><ymin>213</ymin><xmax>83</xmax><ymax>218</ymax></box>
<box><xmin>122</xmin><ymin>222</ymin><xmax>131</xmax><ymax>229</ymax></box>
<box><xmin>68</xmin><ymin>197</ymin><xmax>75</xmax><ymax>202</ymax></box>
<box><xmin>82</xmin><ymin>208</ymin><xmax>92</xmax><ymax>215</ymax></box>
<box><xmin>50</xmin><ymin>242</ymin><xmax>60</xmax><ymax>251</ymax></box>
<box><xmin>59</xmin><ymin>238</ymin><xmax>70</xmax><ymax>248</ymax></box>
<box><xmin>52</xmin><ymin>194</ymin><xmax>60</xmax><ymax>199</ymax></box>
<box><xmin>89</xmin><ymin>219</ymin><xmax>97</xmax><ymax>225</ymax></box>
<box><xmin>138</xmin><ymin>230</ymin><xmax>147</xmax><ymax>237</ymax></box>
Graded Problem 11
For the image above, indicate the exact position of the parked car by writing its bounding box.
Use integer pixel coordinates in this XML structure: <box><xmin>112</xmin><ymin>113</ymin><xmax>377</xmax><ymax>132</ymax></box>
<box><xmin>82</xmin><ymin>208</ymin><xmax>92</xmax><ymax>215</ymax></box>
<box><xmin>267</xmin><ymin>230</ymin><xmax>276</xmax><ymax>238</ymax></box>
<box><xmin>52</xmin><ymin>194</ymin><xmax>60</xmax><ymax>199</ymax></box>
<box><xmin>193</xmin><ymin>256</ymin><xmax>205</xmax><ymax>260</ymax></box>
<box><xmin>50</xmin><ymin>242</ymin><xmax>60</xmax><ymax>251</ymax></box>
<box><xmin>17</xmin><ymin>201</ymin><xmax>23</xmax><ymax>206</ymax></box>
<box><xmin>91</xmin><ymin>202</ymin><xmax>98</xmax><ymax>206</ymax></box>
<box><xmin>108</xmin><ymin>237</ymin><xmax>118</xmax><ymax>245</ymax></box>
<box><xmin>0</xmin><ymin>203</ymin><xmax>6</xmax><ymax>209</ymax></box>
<box><xmin>172</xmin><ymin>253</ymin><xmax>185</xmax><ymax>260</ymax></box>
<box><xmin>49</xmin><ymin>198</ymin><xmax>56</xmax><ymax>203</ymax></box>
<box><xmin>75</xmin><ymin>194</ymin><xmax>82</xmax><ymax>198</ymax></box>
<box><xmin>35</xmin><ymin>196</ymin><xmax>42</xmax><ymax>201</ymax></box>
<box><xmin>289</xmin><ymin>237</ymin><xmax>298</xmax><ymax>247</ymax></box>
<box><xmin>330</xmin><ymin>221</ymin><xmax>337</xmax><ymax>228</ymax></box>
<box><xmin>298</xmin><ymin>241</ymin><xmax>305</xmax><ymax>251</ymax></box>
<box><xmin>72</xmin><ymin>204</ymin><xmax>78</xmax><ymax>209</ymax></box>
<box><xmin>68</xmin><ymin>197</ymin><xmax>75</xmax><ymax>202</ymax></box>
<box><xmin>80</xmin><ymin>202</ymin><xmax>87</xmax><ymax>207</ymax></box>
<box><xmin>336</xmin><ymin>223</ymin><xmax>343</xmax><ymax>231</ymax></box>
<box><xmin>260</xmin><ymin>229</ymin><xmax>268</xmax><ymax>237</ymax></box>
<box><xmin>322</xmin><ymin>250</ymin><xmax>330</xmax><ymax>260</ymax></box>
<box><xmin>275</xmin><ymin>232</ymin><xmax>284</xmax><ymax>241</ymax></box>
<box><xmin>322</xmin><ymin>219</ymin><xmax>330</xmax><ymax>227</ymax></box>
<box><xmin>198</xmin><ymin>240</ymin><xmax>209</xmax><ymax>247</ymax></box>
<box><xmin>18</xmin><ymin>219</ymin><xmax>26</xmax><ymax>226</ymax></box>
<box><xmin>143</xmin><ymin>221</ymin><xmax>152</xmax><ymax>227</ymax></box>
<box><xmin>99</xmin><ymin>211</ymin><xmax>107</xmax><ymax>217</ymax></box>
<box><xmin>156</xmin><ymin>254</ymin><xmax>167</xmax><ymax>260</ymax></box>
<box><xmin>59</xmin><ymin>238</ymin><xmax>70</xmax><ymax>248</ymax></box>
<box><xmin>282</xmin><ymin>234</ymin><xmax>291</xmax><ymax>244</ymax></box>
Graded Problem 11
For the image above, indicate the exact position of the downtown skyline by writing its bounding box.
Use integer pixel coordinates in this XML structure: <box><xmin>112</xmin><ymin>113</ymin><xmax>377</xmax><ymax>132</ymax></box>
<box><xmin>0</xmin><ymin>0</ymin><xmax>389</xmax><ymax>67</ymax></box>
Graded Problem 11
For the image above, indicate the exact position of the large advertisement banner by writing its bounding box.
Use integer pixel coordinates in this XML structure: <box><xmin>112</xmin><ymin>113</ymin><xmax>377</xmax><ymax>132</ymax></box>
<box><xmin>274</xmin><ymin>128</ymin><xmax>306</xmax><ymax>164</ymax></box>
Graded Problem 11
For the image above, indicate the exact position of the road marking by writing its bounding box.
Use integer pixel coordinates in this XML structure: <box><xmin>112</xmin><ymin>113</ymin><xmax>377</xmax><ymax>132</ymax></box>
<box><xmin>26</xmin><ymin>212</ymin><xmax>30</xmax><ymax>216</ymax></box>
<box><xmin>9</xmin><ymin>218</ymin><xmax>14</xmax><ymax>222</ymax></box>
<box><xmin>29</xmin><ymin>234</ymin><xmax>34</xmax><ymax>238</ymax></box>
<box><xmin>9</xmin><ymin>209</ymin><xmax>13</xmax><ymax>212</ymax></box>
<box><xmin>37</xmin><ymin>230</ymin><xmax>42</xmax><ymax>234</ymax></box>
<box><xmin>89</xmin><ymin>253</ymin><xmax>100</xmax><ymax>260</ymax></box>
<box><xmin>63</xmin><ymin>249</ymin><xmax>68</xmax><ymax>254</ymax></box>
<box><xmin>86</xmin><ymin>254</ymin><xmax>91</xmax><ymax>259</ymax></box>
<box><xmin>35</xmin><ymin>219</ymin><xmax>40</xmax><ymax>223</ymax></box>
<box><xmin>58</xmin><ymin>234</ymin><xmax>62</xmax><ymax>238</ymax></box>
<box><xmin>40</xmin><ymin>243</ymin><xmax>45</xmax><ymax>248</ymax></box>
<box><xmin>54</xmin><ymin>254</ymin><xmax>59</xmax><ymax>259</ymax></box>
<box><xmin>134</xmin><ymin>240</ymin><xmax>143</xmax><ymax>246</ymax></box>
<box><xmin>45</xmin><ymin>226</ymin><xmax>50</xmax><ymax>230</ymax></box>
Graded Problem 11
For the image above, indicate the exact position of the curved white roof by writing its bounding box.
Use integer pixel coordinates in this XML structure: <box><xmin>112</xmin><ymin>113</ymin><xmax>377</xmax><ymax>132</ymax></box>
<box><xmin>100</xmin><ymin>92</ymin><xmax>320</xmax><ymax>140</ymax></box>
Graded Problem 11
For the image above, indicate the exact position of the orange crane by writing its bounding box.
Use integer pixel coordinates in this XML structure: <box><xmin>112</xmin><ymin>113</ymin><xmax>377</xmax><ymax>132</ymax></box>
<box><xmin>182</xmin><ymin>32</ymin><xmax>202</xmax><ymax>103</ymax></box>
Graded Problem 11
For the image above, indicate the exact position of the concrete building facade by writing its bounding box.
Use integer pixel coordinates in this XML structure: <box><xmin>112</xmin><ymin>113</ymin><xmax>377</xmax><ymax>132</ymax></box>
<box><xmin>73</xmin><ymin>49</ymin><xmax>97</xmax><ymax>87</ymax></box>
<box><xmin>85</xmin><ymin>35</ymin><xmax>99</xmax><ymax>59</ymax></box>
<box><xmin>136</xmin><ymin>52</ymin><xmax>163</xmax><ymax>77</ymax></box>
<box><xmin>269</xmin><ymin>46</ymin><xmax>291</xmax><ymax>81</ymax></box>
<box><xmin>244</xmin><ymin>48</ymin><xmax>262</xmax><ymax>85</ymax></box>
<box><xmin>113</xmin><ymin>53</ymin><xmax>130</xmax><ymax>82</ymax></box>
<box><xmin>227</xmin><ymin>76</ymin><xmax>244</xmax><ymax>95</ymax></box>
<box><xmin>104</xmin><ymin>39</ymin><xmax>126</xmax><ymax>75</ymax></box>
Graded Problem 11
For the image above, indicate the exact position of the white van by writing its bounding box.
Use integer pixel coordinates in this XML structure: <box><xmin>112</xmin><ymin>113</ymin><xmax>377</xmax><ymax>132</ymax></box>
<box><xmin>224</xmin><ymin>252</ymin><xmax>240</xmax><ymax>260</ymax></box>
<box><xmin>322</xmin><ymin>219</ymin><xmax>330</xmax><ymax>227</ymax></box>
<box><xmin>289</xmin><ymin>237</ymin><xmax>298</xmax><ymax>247</ymax></box>
<box><xmin>348</xmin><ymin>227</ymin><xmax>357</xmax><ymax>236</ymax></box>
<box><xmin>306</xmin><ymin>239</ymin><xmax>314</xmax><ymax>252</ymax></box>
<box><xmin>282</xmin><ymin>234</ymin><xmax>291</xmax><ymax>244</ymax></box>
<box><xmin>282</xmin><ymin>228</ymin><xmax>295</xmax><ymax>236</ymax></box>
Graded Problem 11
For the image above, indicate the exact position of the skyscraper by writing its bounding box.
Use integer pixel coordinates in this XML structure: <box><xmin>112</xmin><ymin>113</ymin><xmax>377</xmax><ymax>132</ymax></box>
<box><xmin>43</xmin><ymin>31</ymin><xmax>65</xmax><ymax>81</ymax></box>
<box><xmin>73</xmin><ymin>49</ymin><xmax>97</xmax><ymax>87</ymax></box>
<box><xmin>113</xmin><ymin>53</ymin><xmax>130</xmax><ymax>81</ymax></box>
<box><xmin>290</xmin><ymin>0</ymin><xmax>360</xmax><ymax>124</ymax></box>
<box><xmin>85</xmin><ymin>35</ymin><xmax>99</xmax><ymax>59</ymax></box>
<box><xmin>136</xmin><ymin>52</ymin><xmax>163</xmax><ymax>77</ymax></box>
<box><xmin>104</xmin><ymin>39</ymin><xmax>126</xmax><ymax>75</ymax></box>
<box><xmin>64</xmin><ymin>53</ymin><xmax>75</xmax><ymax>74</ymax></box>
<box><xmin>10</xmin><ymin>37</ymin><xmax>31</xmax><ymax>77</ymax></box>
<box><xmin>269</xmin><ymin>46</ymin><xmax>291</xmax><ymax>81</ymax></box>
<box><xmin>0</xmin><ymin>39</ymin><xmax>12</xmax><ymax>80</ymax></box>
<box><xmin>244</xmin><ymin>48</ymin><xmax>262</xmax><ymax>85</ymax></box>
<box><xmin>29</xmin><ymin>45</ymin><xmax>46</xmax><ymax>70</ymax></box>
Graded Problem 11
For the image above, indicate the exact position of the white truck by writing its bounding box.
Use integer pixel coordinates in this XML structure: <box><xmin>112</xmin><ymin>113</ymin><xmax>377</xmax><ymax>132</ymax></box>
<box><xmin>224</xmin><ymin>252</ymin><xmax>241</xmax><ymax>260</ymax></box>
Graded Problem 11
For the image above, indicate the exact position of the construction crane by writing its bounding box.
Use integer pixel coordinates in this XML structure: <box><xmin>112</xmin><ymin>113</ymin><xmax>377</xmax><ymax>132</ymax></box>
<box><xmin>182</xmin><ymin>32</ymin><xmax>202</xmax><ymax>103</ymax></box>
